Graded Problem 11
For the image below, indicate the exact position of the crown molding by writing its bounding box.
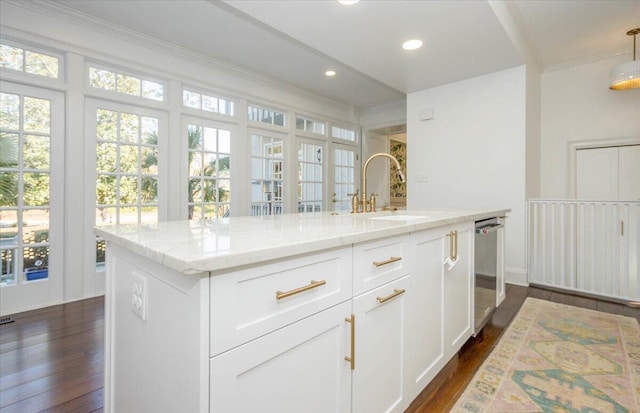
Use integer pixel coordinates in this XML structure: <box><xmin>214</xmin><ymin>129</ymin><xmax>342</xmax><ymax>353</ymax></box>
<box><xmin>5</xmin><ymin>0</ymin><xmax>356</xmax><ymax>113</ymax></box>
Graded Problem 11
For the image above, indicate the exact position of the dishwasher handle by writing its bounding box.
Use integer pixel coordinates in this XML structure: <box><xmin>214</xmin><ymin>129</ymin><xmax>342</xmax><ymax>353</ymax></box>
<box><xmin>475</xmin><ymin>223</ymin><xmax>504</xmax><ymax>235</ymax></box>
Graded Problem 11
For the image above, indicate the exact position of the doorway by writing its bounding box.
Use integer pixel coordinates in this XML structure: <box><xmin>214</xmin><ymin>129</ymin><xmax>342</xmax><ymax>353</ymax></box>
<box><xmin>363</xmin><ymin>124</ymin><xmax>407</xmax><ymax>209</ymax></box>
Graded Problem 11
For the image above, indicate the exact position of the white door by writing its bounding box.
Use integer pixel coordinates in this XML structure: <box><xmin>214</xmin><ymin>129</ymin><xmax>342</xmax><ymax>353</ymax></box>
<box><xmin>576</xmin><ymin>147</ymin><xmax>619</xmax><ymax>200</ymax></box>
<box><xmin>331</xmin><ymin>143</ymin><xmax>358</xmax><ymax>213</ymax></box>
<box><xmin>183</xmin><ymin>117</ymin><xmax>237</xmax><ymax>220</ymax></box>
<box><xmin>352</xmin><ymin>275</ymin><xmax>409</xmax><ymax>413</ymax></box>
<box><xmin>619</xmin><ymin>145</ymin><xmax>640</xmax><ymax>201</ymax></box>
<box><xmin>210</xmin><ymin>301</ymin><xmax>352</xmax><ymax>413</ymax></box>
<box><xmin>0</xmin><ymin>82</ymin><xmax>64</xmax><ymax>315</ymax></box>
<box><xmin>84</xmin><ymin>99</ymin><xmax>167</xmax><ymax>295</ymax></box>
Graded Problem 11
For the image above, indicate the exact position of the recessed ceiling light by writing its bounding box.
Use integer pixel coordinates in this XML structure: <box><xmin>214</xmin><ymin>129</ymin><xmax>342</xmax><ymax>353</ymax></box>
<box><xmin>325</xmin><ymin>70</ymin><xmax>336</xmax><ymax>77</ymax></box>
<box><xmin>338</xmin><ymin>0</ymin><xmax>359</xmax><ymax>5</ymax></box>
<box><xmin>402</xmin><ymin>39</ymin><xmax>423</xmax><ymax>51</ymax></box>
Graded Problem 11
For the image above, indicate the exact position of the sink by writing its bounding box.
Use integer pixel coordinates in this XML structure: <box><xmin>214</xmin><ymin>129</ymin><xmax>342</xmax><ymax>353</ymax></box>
<box><xmin>368</xmin><ymin>214</ymin><xmax>429</xmax><ymax>221</ymax></box>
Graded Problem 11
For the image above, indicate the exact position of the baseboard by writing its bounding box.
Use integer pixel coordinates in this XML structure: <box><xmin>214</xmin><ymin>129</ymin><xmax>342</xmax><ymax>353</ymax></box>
<box><xmin>505</xmin><ymin>267</ymin><xmax>528</xmax><ymax>286</ymax></box>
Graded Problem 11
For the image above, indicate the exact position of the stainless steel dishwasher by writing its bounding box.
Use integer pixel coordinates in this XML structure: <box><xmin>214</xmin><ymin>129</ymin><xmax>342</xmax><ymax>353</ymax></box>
<box><xmin>473</xmin><ymin>217</ymin><xmax>504</xmax><ymax>336</ymax></box>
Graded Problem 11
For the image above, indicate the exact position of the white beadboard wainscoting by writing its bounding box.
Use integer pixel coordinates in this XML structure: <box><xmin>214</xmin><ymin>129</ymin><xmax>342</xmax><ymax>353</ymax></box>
<box><xmin>528</xmin><ymin>200</ymin><xmax>639</xmax><ymax>302</ymax></box>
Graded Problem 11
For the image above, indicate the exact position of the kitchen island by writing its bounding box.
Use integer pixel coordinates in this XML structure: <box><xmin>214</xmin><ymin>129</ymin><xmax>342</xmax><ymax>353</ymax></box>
<box><xmin>96</xmin><ymin>209</ymin><xmax>508</xmax><ymax>413</ymax></box>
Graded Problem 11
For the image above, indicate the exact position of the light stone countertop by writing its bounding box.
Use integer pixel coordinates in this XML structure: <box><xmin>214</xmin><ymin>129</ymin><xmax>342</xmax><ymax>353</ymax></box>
<box><xmin>94</xmin><ymin>209</ymin><xmax>509</xmax><ymax>275</ymax></box>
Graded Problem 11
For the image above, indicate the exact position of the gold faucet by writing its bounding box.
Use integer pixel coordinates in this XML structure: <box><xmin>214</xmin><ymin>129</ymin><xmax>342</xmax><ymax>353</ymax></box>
<box><xmin>354</xmin><ymin>152</ymin><xmax>406</xmax><ymax>213</ymax></box>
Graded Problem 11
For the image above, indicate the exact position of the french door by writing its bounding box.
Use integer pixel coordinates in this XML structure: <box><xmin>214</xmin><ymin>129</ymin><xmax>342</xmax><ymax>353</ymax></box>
<box><xmin>330</xmin><ymin>143</ymin><xmax>358</xmax><ymax>213</ymax></box>
<box><xmin>0</xmin><ymin>81</ymin><xmax>64</xmax><ymax>315</ymax></box>
<box><xmin>85</xmin><ymin>99</ymin><xmax>167</xmax><ymax>293</ymax></box>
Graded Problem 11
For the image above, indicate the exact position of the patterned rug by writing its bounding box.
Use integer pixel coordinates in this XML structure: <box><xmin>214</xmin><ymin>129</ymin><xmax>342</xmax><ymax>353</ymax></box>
<box><xmin>452</xmin><ymin>297</ymin><xmax>640</xmax><ymax>412</ymax></box>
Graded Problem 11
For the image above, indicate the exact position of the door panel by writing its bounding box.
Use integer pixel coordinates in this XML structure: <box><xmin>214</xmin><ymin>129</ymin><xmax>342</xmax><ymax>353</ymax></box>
<box><xmin>619</xmin><ymin>145</ymin><xmax>640</xmax><ymax>201</ymax></box>
<box><xmin>576</xmin><ymin>147</ymin><xmax>618</xmax><ymax>200</ymax></box>
<box><xmin>0</xmin><ymin>81</ymin><xmax>64</xmax><ymax>315</ymax></box>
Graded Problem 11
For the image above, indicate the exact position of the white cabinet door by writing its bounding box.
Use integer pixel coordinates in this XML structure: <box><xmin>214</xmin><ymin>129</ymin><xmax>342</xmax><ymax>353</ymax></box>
<box><xmin>404</xmin><ymin>228</ymin><xmax>445</xmax><ymax>398</ymax></box>
<box><xmin>576</xmin><ymin>145</ymin><xmax>640</xmax><ymax>201</ymax></box>
<box><xmin>576</xmin><ymin>147</ymin><xmax>619</xmax><ymax>200</ymax></box>
<box><xmin>443</xmin><ymin>224</ymin><xmax>474</xmax><ymax>358</ymax></box>
<box><xmin>210</xmin><ymin>301</ymin><xmax>352</xmax><ymax>413</ymax></box>
<box><xmin>619</xmin><ymin>145</ymin><xmax>640</xmax><ymax>201</ymax></box>
<box><xmin>352</xmin><ymin>275</ymin><xmax>410</xmax><ymax>413</ymax></box>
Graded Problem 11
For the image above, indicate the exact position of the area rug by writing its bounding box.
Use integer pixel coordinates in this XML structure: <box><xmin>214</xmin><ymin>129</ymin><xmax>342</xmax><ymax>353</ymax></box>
<box><xmin>452</xmin><ymin>297</ymin><xmax>640</xmax><ymax>412</ymax></box>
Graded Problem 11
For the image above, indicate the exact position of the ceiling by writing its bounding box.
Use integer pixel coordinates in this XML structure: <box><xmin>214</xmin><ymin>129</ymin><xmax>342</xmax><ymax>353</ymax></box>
<box><xmin>38</xmin><ymin>0</ymin><xmax>640</xmax><ymax>109</ymax></box>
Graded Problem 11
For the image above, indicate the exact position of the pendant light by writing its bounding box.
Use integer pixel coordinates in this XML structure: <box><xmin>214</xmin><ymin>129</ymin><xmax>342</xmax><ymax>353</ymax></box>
<box><xmin>609</xmin><ymin>28</ymin><xmax>640</xmax><ymax>90</ymax></box>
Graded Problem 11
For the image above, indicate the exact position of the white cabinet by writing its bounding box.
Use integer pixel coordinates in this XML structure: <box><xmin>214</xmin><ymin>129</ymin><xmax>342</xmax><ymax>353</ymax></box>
<box><xmin>352</xmin><ymin>275</ymin><xmax>410</xmax><ymax>413</ymax></box>
<box><xmin>443</xmin><ymin>223</ymin><xmax>473</xmax><ymax>358</ymax></box>
<box><xmin>576</xmin><ymin>145</ymin><xmax>640</xmax><ymax>201</ymax></box>
<box><xmin>103</xmin><ymin>217</ymin><xmax>493</xmax><ymax>413</ymax></box>
<box><xmin>405</xmin><ymin>228</ymin><xmax>445</xmax><ymax>397</ymax></box>
<box><xmin>404</xmin><ymin>222</ymin><xmax>474</xmax><ymax>397</ymax></box>
<box><xmin>351</xmin><ymin>234</ymin><xmax>411</xmax><ymax>413</ymax></box>
<box><xmin>209</xmin><ymin>247</ymin><xmax>352</xmax><ymax>356</ymax></box>
<box><xmin>210</xmin><ymin>301</ymin><xmax>352</xmax><ymax>413</ymax></box>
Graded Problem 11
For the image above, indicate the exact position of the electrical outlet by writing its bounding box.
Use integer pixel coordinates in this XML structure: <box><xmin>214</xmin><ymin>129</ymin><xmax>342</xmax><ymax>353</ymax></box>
<box><xmin>131</xmin><ymin>272</ymin><xmax>148</xmax><ymax>321</ymax></box>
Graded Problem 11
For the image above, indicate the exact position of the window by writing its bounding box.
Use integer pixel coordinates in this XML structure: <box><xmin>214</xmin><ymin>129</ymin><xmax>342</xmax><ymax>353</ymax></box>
<box><xmin>0</xmin><ymin>43</ymin><xmax>60</xmax><ymax>79</ymax></box>
<box><xmin>187</xmin><ymin>123</ymin><xmax>231</xmax><ymax>221</ymax></box>
<box><xmin>333</xmin><ymin>146</ymin><xmax>356</xmax><ymax>212</ymax></box>
<box><xmin>248</xmin><ymin>105</ymin><xmax>286</xmax><ymax>127</ymax></box>
<box><xmin>1</xmin><ymin>92</ymin><xmax>53</xmax><ymax>284</ymax></box>
<box><xmin>298</xmin><ymin>141</ymin><xmax>323</xmax><ymax>213</ymax></box>
<box><xmin>94</xmin><ymin>108</ymin><xmax>159</xmax><ymax>224</ymax></box>
<box><xmin>296</xmin><ymin>116</ymin><xmax>325</xmax><ymax>135</ymax></box>
<box><xmin>89</xmin><ymin>66</ymin><xmax>164</xmax><ymax>101</ymax></box>
<box><xmin>251</xmin><ymin>133</ymin><xmax>284</xmax><ymax>215</ymax></box>
<box><xmin>331</xmin><ymin>125</ymin><xmax>356</xmax><ymax>142</ymax></box>
<box><xmin>183</xmin><ymin>89</ymin><xmax>234</xmax><ymax>116</ymax></box>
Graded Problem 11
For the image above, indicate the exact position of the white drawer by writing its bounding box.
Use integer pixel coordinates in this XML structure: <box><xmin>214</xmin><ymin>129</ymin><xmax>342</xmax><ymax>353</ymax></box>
<box><xmin>210</xmin><ymin>247</ymin><xmax>352</xmax><ymax>356</ymax></box>
<box><xmin>353</xmin><ymin>234</ymin><xmax>410</xmax><ymax>295</ymax></box>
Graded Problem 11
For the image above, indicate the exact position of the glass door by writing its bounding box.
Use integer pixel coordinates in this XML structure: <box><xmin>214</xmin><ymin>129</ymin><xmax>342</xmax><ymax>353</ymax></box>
<box><xmin>331</xmin><ymin>143</ymin><xmax>358</xmax><ymax>213</ymax></box>
<box><xmin>85</xmin><ymin>99</ymin><xmax>167</xmax><ymax>292</ymax></box>
<box><xmin>0</xmin><ymin>81</ymin><xmax>64</xmax><ymax>315</ymax></box>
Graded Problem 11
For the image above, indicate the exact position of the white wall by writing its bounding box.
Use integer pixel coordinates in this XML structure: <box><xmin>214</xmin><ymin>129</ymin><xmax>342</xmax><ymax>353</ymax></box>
<box><xmin>0</xmin><ymin>2</ymin><xmax>360</xmax><ymax>307</ymax></box>
<box><xmin>407</xmin><ymin>66</ymin><xmax>527</xmax><ymax>285</ymax></box>
<box><xmin>540</xmin><ymin>55</ymin><xmax>640</xmax><ymax>199</ymax></box>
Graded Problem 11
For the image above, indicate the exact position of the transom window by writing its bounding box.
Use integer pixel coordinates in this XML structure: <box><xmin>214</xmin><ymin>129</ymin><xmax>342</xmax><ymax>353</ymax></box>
<box><xmin>331</xmin><ymin>126</ymin><xmax>356</xmax><ymax>142</ymax></box>
<box><xmin>0</xmin><ymin>43</ymin><xmax>60</xmax><ymax>79</ymax></box>
<box><xmin>89</xmin><ymin>66</ymin><xmax>164</xmax><ymax>101</ymax></box>
<box><xmin>183</xmin><ymin>89</ymin><xmax>234</xmax><ymax>116</ymax></box>
<box><xmin>296</xmin><ymin>116</ymin><xmax>325</xmax><ymax>135</ymax></box>
<box><xmin>248</xmin><ymin>104</ymin><xmax>286</xmax><ymax>127</ymax></box>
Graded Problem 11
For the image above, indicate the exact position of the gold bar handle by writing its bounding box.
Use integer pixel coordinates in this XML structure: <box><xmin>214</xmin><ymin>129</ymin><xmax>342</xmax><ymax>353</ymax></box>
<box><xmin>446</xmin><ymin>230</ymin><xmax>458</xmax><ymax>260</ymax></box>
<box><xmin>376</xmin><ymin>288</ymin><xmax>406</xmax><ymax>304</ymax></box>
<box><xmin>276</xmin><ymin>279</ymin><xmax>326</xmax><ymax>300</ymax></box>
<box><xmin>344</xmin><ymin>314</ymin><xmax>355</xmax><ymax>370</ymax></box>
<box><xmin>373</xmin><ymin>256</ymin><xmax>402</xmax><ymax>267</ymax></box>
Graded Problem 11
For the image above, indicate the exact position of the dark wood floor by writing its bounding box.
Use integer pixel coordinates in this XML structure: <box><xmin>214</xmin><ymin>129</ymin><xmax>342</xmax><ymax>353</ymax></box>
<box><xmin>407</xmin><ymin>284</ymin><xmax>640</xmax><ymax>412</ymax></box>
<box><xmin>0</xmin><ymin>286</ymin><xmax>637</xmax><ymax>413</ymax></box>
<box><xmin>0</xmin><ymin>297</ymin><xmax>104</xmax><ymax>413</ymax></box>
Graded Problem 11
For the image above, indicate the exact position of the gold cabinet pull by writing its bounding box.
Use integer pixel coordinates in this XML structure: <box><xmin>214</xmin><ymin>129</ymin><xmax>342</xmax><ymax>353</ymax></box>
<box><xmin>373</xmin><ymin>256</ymin><xmax>402</xmax><ymax>267</ymax></box>
<box><xmin>344</xmin><ymin>314</ymin><xmax>355</xmax><ymax>370</ymax></box>
<box><xmin>446</xmin><ymin>230</ymin><xmax>458</xmax><ymax>260</ymax></box>
<box><xmin>275</xmin><ymin>279</ymin><xmax>326</xmax><ymax>300</ymax></box>
<box><xmin>376</xmin><ymin>288</ymin><xmax>406</xmax><ymax>304</ymax></box>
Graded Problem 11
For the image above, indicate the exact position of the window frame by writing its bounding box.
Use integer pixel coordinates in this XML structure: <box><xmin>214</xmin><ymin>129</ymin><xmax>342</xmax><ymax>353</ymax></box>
<box><xmin>0</xmin><ymin>38</ymin><xmax>64</xmax><ymax>83</ymax></box>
